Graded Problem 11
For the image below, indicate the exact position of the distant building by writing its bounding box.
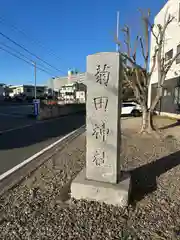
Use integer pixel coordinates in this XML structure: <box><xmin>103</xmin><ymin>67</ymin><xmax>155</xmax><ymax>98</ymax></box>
<box><xmin>76</xmin><ymin>91</ymin><xmax>86</xmax><ymax>103</ymax></box>
<box><xmin>59</xmin><ymin>82</ymin><xmax>86</xmax><ymax>103</ymax></box>
<box><xmin>0</xmin><ymin>84</ymin><xmax>5</xmax><ymax>100</ymax></box>
<box><xmin>47</xmin><ymin>73</ymin><xmax>86</xmax><ymax>103</ymax></box>
<box><xmin>9</xmin><ymin>85</ymin><xmax>47</xmax><ymax>99</ymax></box>
<box><xmin>60</xmin><ymin>83</ymin><xmax>76</xmax><ymax>102</ymax></box>
<box><xmin>75</xmin><ymin>82</ymin><xmax>86</xmax><ymax>103</ymax></box>
<box><xmin>47</xmin><ymin>73</ymin><xmax>86</xmax><ymax>92</ymax></box>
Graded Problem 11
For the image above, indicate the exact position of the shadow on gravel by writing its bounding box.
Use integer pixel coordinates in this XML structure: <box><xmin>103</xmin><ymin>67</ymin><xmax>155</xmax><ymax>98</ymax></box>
<box><xmin>159</xmin><ymin>120</ymin><xmax>180</xmax><ymax>130</ymax></box>
<box><xmin>129</xmin><ymin>150</ymin><xmax>180</xmax><ymax>205</ymax></box>
<box><xmin>0</xmin><ymin>113</ymin><xmax>85</xmax><ymax>150</ymax></box>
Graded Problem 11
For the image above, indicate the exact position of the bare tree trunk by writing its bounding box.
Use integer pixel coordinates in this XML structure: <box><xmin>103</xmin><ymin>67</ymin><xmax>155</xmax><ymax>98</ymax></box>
<box><xmin>150</xmin><ymin>87</ymin><xmax>162</xmax><ymax>113</ymax></box>
<box><xmin>140</xmin><ymin>106</ymin><xmax>148</xmax><ymax>133</ymax></box>
<box><xmin>147</xmin><ymin>111</ymin><xmax>155</xmax><ymax>132</ymax></box>
<box><xmin>140</xmin><ymin>107</ymin><xmax>155</xmax><ymax>134</ymax></box>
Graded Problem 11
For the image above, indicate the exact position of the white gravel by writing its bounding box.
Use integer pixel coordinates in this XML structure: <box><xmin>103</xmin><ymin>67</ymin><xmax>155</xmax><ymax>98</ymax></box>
<box><xmin>1</xmin><ymin>117</ymin><xmax>180</xmax><ymax>239</ymax></box>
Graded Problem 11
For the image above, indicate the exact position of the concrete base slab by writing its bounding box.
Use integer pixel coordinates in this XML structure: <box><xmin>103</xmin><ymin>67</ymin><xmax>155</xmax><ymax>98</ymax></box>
<box><xmin>71</xmin><ymin>168</ymin><xmax>131</xmax><ymax>207</ymax></box>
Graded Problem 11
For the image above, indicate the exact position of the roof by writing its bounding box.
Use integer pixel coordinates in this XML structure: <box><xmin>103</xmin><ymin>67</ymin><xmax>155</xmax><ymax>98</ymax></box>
<box><xmin>9</xmin><ymin>84</ymin><xmax>46</xmax><ymax>88</ymax></box>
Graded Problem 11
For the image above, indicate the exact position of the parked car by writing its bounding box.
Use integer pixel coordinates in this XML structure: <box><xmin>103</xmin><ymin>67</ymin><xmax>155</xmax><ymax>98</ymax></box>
<box><xmin>121</xmin><ymin>102</ymin><xmax>142</xmax><ymax>117</ymax></box>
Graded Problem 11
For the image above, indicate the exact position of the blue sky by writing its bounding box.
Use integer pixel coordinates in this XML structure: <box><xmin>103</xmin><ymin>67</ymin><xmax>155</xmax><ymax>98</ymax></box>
<box><xmin>0</xmin><ymin>0</ymin><xmax>167</xmax><ymax>86</ymax></box>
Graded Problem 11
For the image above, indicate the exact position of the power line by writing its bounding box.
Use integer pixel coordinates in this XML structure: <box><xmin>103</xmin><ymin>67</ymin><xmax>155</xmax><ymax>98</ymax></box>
<box><xmin>0</xmin><ymin>41</ymin><xmax>57</xmax><ymax>75</ymax></box>
<box><xmin>0</xmin><ymin>16</ymin><xmax>66</xmax><ymax>66</ymax></box>
<box><xmin>0</xmin><ymin>31</ymin><xmax>66</xmax><ymax>74</ymax></box>
<box><xmin>0</xmin><ymin>45</ymin><xmax>58</xmax><ymax>77</ymax></box>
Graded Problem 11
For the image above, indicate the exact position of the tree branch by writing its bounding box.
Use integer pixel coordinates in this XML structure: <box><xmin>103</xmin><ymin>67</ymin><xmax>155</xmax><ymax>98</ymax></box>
<box><xmin>123</xmin><ymin>69</ymin><xmax>134</xmax><ymax>89</ymax></box>
<box><xmin>139</xmin><ymin>9</ymin><xmax>150</xmax><ymax>71</ymax></box>
<box><xmin>139</xmin><ymin>37</ymin><xmax>147</xmax><ymax>66</ymax></box>
<box><xmin>165</xmin><ymin>52</ymin><xmax>180</xmax><ymax>74</ymax></box>
<box><xmin>149</xmin><ymin>16</ymin><xmax>175</xmax><ymax>113</ymax></box>
<box><xmin>141</xmin><ymin>69</ymin><xmax>148</xmax><ymax>87</ymax></box>
<box><xmin>162</xmin><ymin>14</ymin><xmax>174</xmax><ymax>37</ymax></box>
<box><xmin>134</xmin><ymin>68</ymin><xmax>145</xmax><ymax>96</ymax></box>
<box><xmin>122</xmin><ymin>26</ymin><xmax>131</xmax><ymax>58</ymax></box>
<box><xmin>149</xmin><ymin>47</ymin><xmax>158</xmax><ymax>78</ymax></box>
<box><xmin>151</xmin><ymin>24</ymin><xmax>159</xmax><ymax>44</ymax></box>
<box><xmin>123</xmin><ymin>68</ymin><xmax>143</xmax><ymax>104</ymax></box>
<box><xmin>132</xmin><ymin>36</ymin><xmax>139</xmax><ymax>61</ymax></box>
<box><xmin>144</xmin><ymin>13</ymin><xmax>159</xmax><ymax>45</ymax></box>
<box><xmin>121</xmin><ymin>53</ymin><xmax>145</xmax><ymax>72</ymax></box>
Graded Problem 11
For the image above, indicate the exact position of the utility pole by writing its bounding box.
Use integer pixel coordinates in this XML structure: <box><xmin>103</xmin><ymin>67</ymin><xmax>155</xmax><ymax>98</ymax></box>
<box><xmin>33</xmin><ymin>61</ymin><xmax>37</xmax><ymax>100</ymax></box>
<box><xmin>116</xmin><ymin>11</ymin><xmax>120</xmax><ymax>52</ymax></box>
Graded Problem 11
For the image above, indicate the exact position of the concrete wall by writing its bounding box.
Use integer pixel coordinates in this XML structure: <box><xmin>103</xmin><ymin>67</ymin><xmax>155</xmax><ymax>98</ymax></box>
<box><xmin>148</xmin><ymin>0</ymin><xmax>180</xmax><ymax>107</ymax></box>
<box><xmin>38</xmin><ymin>103</ymin><xmax>85</xmax><ymax>120</ymax></box>
<box><xmin>156</xmin><ymin>111</ymin><xmax>180</xmax><ymax>120</ymax></box>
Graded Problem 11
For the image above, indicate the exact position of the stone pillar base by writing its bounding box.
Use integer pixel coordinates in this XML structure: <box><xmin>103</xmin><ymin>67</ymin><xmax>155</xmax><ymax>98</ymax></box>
<box><xmin>71</xmin><ymin>168</ymin><xmax>131</xmax><ymax>207</ymax></box>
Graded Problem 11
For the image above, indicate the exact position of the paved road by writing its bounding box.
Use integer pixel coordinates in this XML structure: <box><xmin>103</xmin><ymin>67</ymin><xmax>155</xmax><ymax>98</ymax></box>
<box><xmin>0</xmin><ymin>107</ymin><xmax>85</xmax><ymax>175</ymax></box>
<box><xmin>0</xmin><ymin>104</ymin><xmax>33</xmax><ymax>116</ymax></box>
<box><xmin>0</xmin><ymin>105</ymin><xmax>36</xmax><ymax>132</ymax></box>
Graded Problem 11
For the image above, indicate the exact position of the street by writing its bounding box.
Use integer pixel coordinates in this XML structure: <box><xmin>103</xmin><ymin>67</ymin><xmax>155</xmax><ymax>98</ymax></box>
<box><xmin>0</xmin><ymin>105</ymin><xmax>85</xmax><ymax>176</ymax></box>
<box><xmin>0</xmin><ymin>104</ymin><xmax>35</xmax><ymax>132</ymax></box>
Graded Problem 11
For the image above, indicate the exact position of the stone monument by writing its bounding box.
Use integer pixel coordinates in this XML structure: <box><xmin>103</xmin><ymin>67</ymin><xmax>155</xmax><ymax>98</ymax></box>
<box><xmin>71</xmin><ymin>52</ymin><xmax>131</xmax><ymax>207</ymax></box>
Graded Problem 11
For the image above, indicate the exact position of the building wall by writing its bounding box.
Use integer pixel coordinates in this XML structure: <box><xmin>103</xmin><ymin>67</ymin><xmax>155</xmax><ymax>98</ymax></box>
<box><xmin>9</xmin><ymin>86</ymin><xmax>24</xmax><ymax>97</ymax></box>
<box><xmin>47</xmin><ymin>73</ymin><xmax>86</xmax><ymax>91</ymax></box>
<box><xmin>9</xmin><ymin>85</ymin><xmax>46</xmax><ymax>98</ymax></box>
<box><xmin>60</xmin><ymin>84</ymin><xmax>76</xmax><ymax>101</ymax></box>
<box><xmin>23</xmin><ymin>86</ymin><xmax>46</xmax><ymax>98</ymax></box>
<box><xmin>59</xmin><ymin>82</ymin><xmax>86</xmax><ymax>103</ymax></box>
<box><xmin>151</xmin><ymin>76</ymin><xmax>180</xmax><ymax>114</ymax></box>
<box><xmin>148</xmin><ymin>0</ymin><xmax>180</xmax><ymax>108</ymax></box>
<box><xmin>76</xmin><ymin>91</ymin><xmax>86</xmax><ymax>103</ymax></box>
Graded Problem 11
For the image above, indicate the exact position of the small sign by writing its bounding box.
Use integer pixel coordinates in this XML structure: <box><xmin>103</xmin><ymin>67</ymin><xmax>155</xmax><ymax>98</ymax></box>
<box><xmin>33</xmin><ymin>99</ymin><xmax>40</xmax><ymax>116</ymax></box>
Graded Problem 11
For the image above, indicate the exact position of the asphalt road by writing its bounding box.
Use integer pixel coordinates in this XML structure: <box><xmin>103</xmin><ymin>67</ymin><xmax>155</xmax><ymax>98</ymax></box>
<box><xmin>0</xmin><ymin>104</ymin><xmax>33</xmax><ymax>116</ymax></box>
<box><xmin>0</xmin><ymin>105</ymin><xmax>85</xmax><ymax>176</ymax></box>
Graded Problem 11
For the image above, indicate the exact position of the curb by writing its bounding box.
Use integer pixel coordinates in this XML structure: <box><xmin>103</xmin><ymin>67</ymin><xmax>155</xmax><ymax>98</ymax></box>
<box><xmin>0</xmin><ymin>125</ymin><xmax>85</xmax><ymax>196</ymax></box>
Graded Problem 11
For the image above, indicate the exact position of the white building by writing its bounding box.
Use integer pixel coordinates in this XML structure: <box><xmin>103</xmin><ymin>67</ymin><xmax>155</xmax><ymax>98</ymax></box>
<box><xmin>9</xmin><ymin>85</ymin><xmax>47</xmax><ymax>99</ymax></box>
<box><xmin>149</xmin><ymin>0</ymin><xmax>180</xmax><ymax>115</ymax></box>
<box><xmin>59</xmin><ymin>82</ymin><xmax>86</xmax><ymax>103</ymax></box>
<box><xmin>76</xmin><ymin>91</ymin><xmax>86</xmax><ymax>103</ymax></box>
<box><xmin>60</xmin><ymin>83</ymin><xmax>76</xmax><ymax>103</ymax></box>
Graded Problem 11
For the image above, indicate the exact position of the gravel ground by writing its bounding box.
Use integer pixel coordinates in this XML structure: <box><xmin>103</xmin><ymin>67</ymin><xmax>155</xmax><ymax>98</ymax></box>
<box><xmin>1</xmin><ymin>117</ymin><xmax>180</xmax><ymax>239</ymax></box>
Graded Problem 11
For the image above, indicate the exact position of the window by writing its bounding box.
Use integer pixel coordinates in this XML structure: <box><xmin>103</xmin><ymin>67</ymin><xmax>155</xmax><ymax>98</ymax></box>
<box><xmin>174</xmin><ymin>87</ymin><xmax>180</xmax><ymax>104</ymax></box>
<box><xmin>165</xmin><ymin>49</ymin><xmax>173</xmax><ymax>61</ymax></box>
<box><xmin>176</xmin><ymin>44</ymin><xmax>180</xmax><ymax>64</ymax></box>
<box><xmin>163</xmin><ymin>88</ymin><xmax>168</xmax><ymax>96</ymax></box>
<box><xmin>164</xmin><ymin>88</ymin><xmax>171</xmax><ymax>96</ymax></box>
<box><xmin>66</xmin><ymin>92</ymin><xmax>73</xmax><ymax>96</ymax></box>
